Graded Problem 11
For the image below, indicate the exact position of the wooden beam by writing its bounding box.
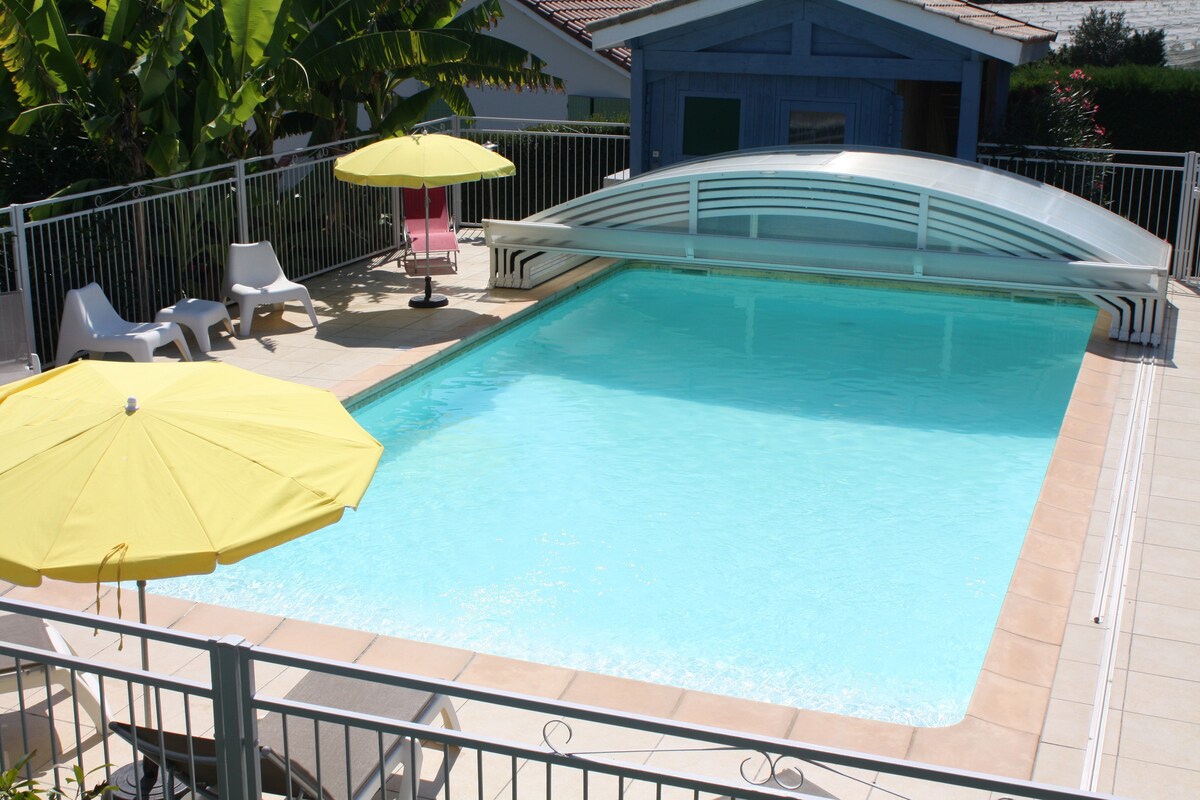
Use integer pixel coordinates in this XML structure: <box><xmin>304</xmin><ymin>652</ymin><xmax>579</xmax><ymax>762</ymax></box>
<box><xmin>956</xmin><ymin>59</ymin><xmax>983</xmax><ymax>161</ymax></box>
<box><xmin>641</xmin><ymin>50</ymin><xmax>964</xmax><ymax>81</ymax></box>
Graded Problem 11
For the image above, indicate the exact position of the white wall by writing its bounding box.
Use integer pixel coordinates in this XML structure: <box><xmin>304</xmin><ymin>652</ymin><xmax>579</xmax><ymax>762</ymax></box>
<box><xmin>448</xmin><ymin>0</ymin><xmax>631</xmax><ymax>120</ymax></box>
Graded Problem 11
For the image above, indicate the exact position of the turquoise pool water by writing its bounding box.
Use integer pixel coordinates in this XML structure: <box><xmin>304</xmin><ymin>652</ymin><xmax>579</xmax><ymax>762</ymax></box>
<box><xmin>158</xmin><ymin>267</ymin><xmax>1096</xmax><ymax>726</ymax></box>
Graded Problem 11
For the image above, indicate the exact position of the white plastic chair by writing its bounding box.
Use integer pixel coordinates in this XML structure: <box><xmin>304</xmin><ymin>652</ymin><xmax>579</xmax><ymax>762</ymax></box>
<box><xmin>222</xmin><ymin>241</ymin><xmax>319</xmax><ymax>337</ymax></box>
<box><xmin>0</xmin><ymin>614</ymin><xmax>104</xmax><ymax>733</ymax></box>
<box><xmin>54</xmin><ymin>283</ymin><xmax>192</xmax><ymax>366</ymax></box>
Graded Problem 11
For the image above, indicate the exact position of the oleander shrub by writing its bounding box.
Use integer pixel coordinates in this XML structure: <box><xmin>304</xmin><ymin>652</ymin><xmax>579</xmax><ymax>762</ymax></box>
<box><xmin>1007</xmin><ymin>65</ymin><xmax>1200</xmax><ymax>152</ymax></box>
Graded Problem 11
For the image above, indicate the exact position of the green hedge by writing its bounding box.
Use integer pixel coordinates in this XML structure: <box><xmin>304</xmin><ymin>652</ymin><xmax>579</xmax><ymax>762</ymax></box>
<box><xmin>1008</xmin><ymin>65</ymin><xmax>1200</xmax><ymax>152</ymax></box>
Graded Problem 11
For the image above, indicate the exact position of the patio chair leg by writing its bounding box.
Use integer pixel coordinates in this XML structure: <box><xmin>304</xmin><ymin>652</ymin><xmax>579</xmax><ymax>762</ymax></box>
<box><xmin>301</xmin><ymin>297</ymin><xmax>319</xmax><ymax>330</ymax></box>
<box><xmin>239</xmin><ymin>303</ymin><xmax>255</xmax><ymax>337</ymax></box>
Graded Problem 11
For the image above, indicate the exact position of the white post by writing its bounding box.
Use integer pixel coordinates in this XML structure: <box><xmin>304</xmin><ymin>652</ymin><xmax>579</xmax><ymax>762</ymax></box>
<box><xmin>234</xmin><ymin>159</ymin><xmax>250</xmax><ymax>243</ymax></box>
<box><xmin>10</xmin><ymin>204</ymin><xmax>38</xmax><ymax>362</ymax></box>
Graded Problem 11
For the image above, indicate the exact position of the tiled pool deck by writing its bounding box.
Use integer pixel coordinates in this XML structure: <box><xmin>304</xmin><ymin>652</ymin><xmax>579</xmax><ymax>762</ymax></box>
<box><xmin>3</xmin><ymin>235</ymin><xmax>1197</xmax><ymax>798</ymax></box>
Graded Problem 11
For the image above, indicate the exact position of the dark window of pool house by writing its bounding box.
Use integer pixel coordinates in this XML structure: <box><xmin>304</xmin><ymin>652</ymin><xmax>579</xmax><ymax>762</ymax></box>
<box><xmin>788</xmin><ymin>110</ymin><xmax>846</xmax><ymax>145</ymax></box>
<box><xmin>682</xmin><ymin>97</ymin><xmax>741</xmax><ymax>156</ymax></box>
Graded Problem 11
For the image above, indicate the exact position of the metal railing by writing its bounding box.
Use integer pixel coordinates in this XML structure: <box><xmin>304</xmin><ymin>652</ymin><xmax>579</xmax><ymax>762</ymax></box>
<box><xmin>1</xmin><ymin>119</ymin><xmax>629</xmax><ymax>368</ymax></box>
<box><xmin>977</xmin><ymin>144</ymin><xmax>1200</xmax><ymax>280</ymax></box>
<box><xmin>6</xmin><ymin>136</ymin><xmax>398</xmax><ymax>367</ymax></box>
<box><xmin>417</xmin><ymin>117</ymin><xmax>631</xmax><ymax>226</ymax></box>
<box><xmin>0</xmin><ymin>597</ymin><xmax>1121</xmax><ymax>800</ymax></box>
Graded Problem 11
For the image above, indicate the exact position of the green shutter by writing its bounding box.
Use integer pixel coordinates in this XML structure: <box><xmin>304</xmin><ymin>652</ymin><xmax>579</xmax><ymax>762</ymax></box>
<box><xmin>567</xmin><ymin>95</ymin><xmax>593</xmax><ymax>121</ymax></box>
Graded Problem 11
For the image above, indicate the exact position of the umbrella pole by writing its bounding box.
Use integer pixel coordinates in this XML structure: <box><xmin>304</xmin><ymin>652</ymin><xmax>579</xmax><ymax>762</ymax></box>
<box><xmin>409</xmin><ymin>185</ymin><xmax>449</xmax><ymax>308</ymax></box>
<box><xmin>137</xmin><ymin>579</ymin><xmax>155</xmax><ymax>725</ymax></box>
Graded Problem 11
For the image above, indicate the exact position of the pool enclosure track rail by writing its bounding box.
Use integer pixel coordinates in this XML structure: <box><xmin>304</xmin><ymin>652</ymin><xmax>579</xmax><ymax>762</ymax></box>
<box><xmin>1080</xmin><ymin>343</ymin><xmax>1158</xmax><ymax>790</ymax></box>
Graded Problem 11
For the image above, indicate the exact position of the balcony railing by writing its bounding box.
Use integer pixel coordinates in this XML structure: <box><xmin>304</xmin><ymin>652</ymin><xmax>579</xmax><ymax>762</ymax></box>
<box><xmin>0</xmin><ymin>597</ymin><xmax>1120</xmax><ymax>800</ymax></box>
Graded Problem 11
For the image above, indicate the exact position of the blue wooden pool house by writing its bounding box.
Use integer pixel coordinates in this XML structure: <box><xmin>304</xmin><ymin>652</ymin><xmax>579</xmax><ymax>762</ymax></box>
<box><xmin>588</xmin><ymin>0</ymin><xmax>1055</xmax><ymax>173</ymax></box>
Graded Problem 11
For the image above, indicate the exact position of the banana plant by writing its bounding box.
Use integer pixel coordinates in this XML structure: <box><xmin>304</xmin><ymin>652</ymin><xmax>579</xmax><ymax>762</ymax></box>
<box><xmin>0</xmin><ymin>0</ymin><xmax>563</xmax><ymax>193</ymax></box>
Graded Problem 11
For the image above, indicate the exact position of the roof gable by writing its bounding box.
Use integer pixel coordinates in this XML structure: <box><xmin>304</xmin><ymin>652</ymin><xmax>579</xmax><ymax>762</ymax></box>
<box><xmin>588</xmin><ymin>0</ymin><xmax>1055</xmax><ymax>64</ymax></box>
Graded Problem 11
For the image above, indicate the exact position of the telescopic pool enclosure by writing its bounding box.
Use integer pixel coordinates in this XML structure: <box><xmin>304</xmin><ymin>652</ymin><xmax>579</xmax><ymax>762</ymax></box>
<box><xmin>485</xmin><ymin>147</ymin><xmax>1171</xmax><ymax>344</ymax></box>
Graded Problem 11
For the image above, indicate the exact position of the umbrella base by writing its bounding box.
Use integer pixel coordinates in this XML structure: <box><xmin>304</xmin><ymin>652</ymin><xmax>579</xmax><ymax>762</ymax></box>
<box><xmin>409</xmin><ymin>293</ymin><xmax>449</xmax><ymax>308</ymax></box>
<box><xmin>110</xmin><ymin>760</ymin><xmax>189</xmax><ymax>800</ymax></box>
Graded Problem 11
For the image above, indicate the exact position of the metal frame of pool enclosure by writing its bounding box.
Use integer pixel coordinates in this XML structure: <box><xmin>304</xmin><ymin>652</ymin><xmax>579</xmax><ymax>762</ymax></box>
<box><xmin>484</xmin><ymin>147</ymin><xmax>1172</xmax><ymax>345</ymax></box>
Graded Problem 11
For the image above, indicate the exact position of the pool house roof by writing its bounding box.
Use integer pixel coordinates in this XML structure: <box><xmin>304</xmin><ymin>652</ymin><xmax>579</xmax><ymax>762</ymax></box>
<box><xmin>483</xmin><ymin>147</ymin><xmax>1170</xmax><ymax>343</ymax></box>
<box><xmin>588</xmin><ymin>0</ymin><xmax>1057</xmax><ymax>64</ymax></box>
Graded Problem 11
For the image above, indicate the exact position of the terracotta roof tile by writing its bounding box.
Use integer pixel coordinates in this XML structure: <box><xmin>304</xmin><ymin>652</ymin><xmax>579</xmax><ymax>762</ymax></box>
<box><xmin>514</xmin><ymin>0</ymin><xmax>658</xmax><ymax>69</ymax></box>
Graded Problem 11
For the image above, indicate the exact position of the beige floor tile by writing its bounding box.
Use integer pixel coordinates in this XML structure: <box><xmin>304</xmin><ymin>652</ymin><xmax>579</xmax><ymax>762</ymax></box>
<box><xmin>1137</xmin><ymin>515</ymin><xmax>1200</xmax><ymax>554</ymax></box>
<box><xmin>1039</xmin><ymin>698</ymin><xmax>1092</xmax><ymax>749</ymax></box>
<box><xmin>1128</xmin><ymin>600</ymin><xmax>1200</xmax><ymax>645</ymax></box>
<box><xmin>455</xmin><ymin>654</ymin><xmax>575</xmax><ymax>699</ymax></box>
<box><xmin>1131</xmin><ymin>572</ymin><xmax>1200</xmax><ymax>610</ymax></box>
<box><xmin>906</xmin><ymin>716</ymin><xmax>1036</xmax><ymax>778</ymax></box>
<box><xmin>1139</xmin><ymin>543</ymin><xmax>1200</xmax><ymax>580</ymax></box>
<box><xmin>1113</xmin><ymin>757</ymin><xmax>1200</xmax><ymax>800</ymax></box>
<box><xmin>1031</xmin><ymin>741</ymin><xmax>1084</xmax><ymax>788</ymax></box>
<box><xmin>965</xmin><ymin>671</ymin><xmax>1050</xmax><ymax>735</ymax></box>
<box><xmin>980</xmin><ymin>629</ymin><xmax>1060</xmax><ymax>688</ymax></box>
<box><xmin>1007</xmin><ymin>560</ymin><xmax>1075</xmax><ymax>607</ymax></box>
<box><xmin>1115</xmin><ymin>713</ymin><xmax>1200</xmax><ymax>771</ymax></box>
<box><xmin>169</xmin><ymin>604</ymin><xmax>283</xmax><ymax>643</ymax></box>
<box><xmin>1050</xmin><ymin>659</ymin><xmax>1102</xmax><ymax>705</ymax></box>
<box><xmin>1144</xmin><ymin>494</ymin><xmax>1200</xmax><ymax>526</ymax></box>
<box><xmin>259</xmin><ymin>618</ymin><xmax>377</xmax><ymax>662</ymax></box>
<box><xmin>787</xmin><ymin>709</ymin><xmax>913</xmax><ymax>759</ymax></box>
<box><xmin>1128</xmin><ymin>634</ymin><xmax>1200</xmax><ymax>682</ymax></box>
<box><xmin>996</xmin><ymin>592</ymin><xmax>1069</xmax><ymax>645</ymax></box>
<box><xmin>1148</xmin><ymin>472</ymin><xmax>1200</xmax><ymax>503</ymax></box>
<box><xmin>1122</xmin><ymin>671</ymin><xmax>1200</xmax><ymax>725</ymax></box>
<box><xmin>558</xmin><ymin>671</ymin><xmax>684</xmax><ymax>720</ymax></box>
<box><xmin>671</xmin><ymin>691</ymin><xmax>796</xmax><ymax>739</ymax></box>
<box><xmin>1019</xmin><ymin>531</ymin><xmax>1085</xmax><ymax>573</ymax></box>
<box><xmin>355</xmin><ymin>637</ymin><xmax>474</xmax><ymax>682</ymax></box>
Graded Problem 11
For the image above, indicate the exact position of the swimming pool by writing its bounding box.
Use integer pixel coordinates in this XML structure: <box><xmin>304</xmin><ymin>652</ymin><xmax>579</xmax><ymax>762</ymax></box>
<box><xmin>158</xmin><ymin>266</ymin><xmax>1097</xmax><ymax>726</ymax></box>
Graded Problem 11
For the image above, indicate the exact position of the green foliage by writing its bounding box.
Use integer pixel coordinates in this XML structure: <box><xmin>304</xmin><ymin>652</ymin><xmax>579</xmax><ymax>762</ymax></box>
<box><xmin>0</xmin><ymin>114</ymin><xmax>127</xmax><ymax>204</ymax></box>
<box><xmin>1052</xmin><ymin>8</ymin><xmax>1165</xmax><ymax>67</ymax></box>
<box><xmin>994</xmin><ymin>67</ymin><xmax>1109</xmax><ymax>150</ymax></box>
<box><xmin>0</xmin><ymin>0</ymin><xmax>564</xmax><ymax>196</ymax></box>
<box><xmin>1008</xmin><ymin>64</ymin><xmax>1200</xmax><ymax>152</ymax></box>
<box><xmin>0</xmin><ymin>755</ymin><xmax>113</xmax><ymax>800</ymax></box>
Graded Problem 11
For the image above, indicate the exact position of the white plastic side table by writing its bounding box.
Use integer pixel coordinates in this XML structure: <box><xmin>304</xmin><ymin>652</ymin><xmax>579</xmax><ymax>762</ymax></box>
<box><xmin>155</xmin><ymin>299</ymin><xmax>234</xmax><ymax>352</ymax></box>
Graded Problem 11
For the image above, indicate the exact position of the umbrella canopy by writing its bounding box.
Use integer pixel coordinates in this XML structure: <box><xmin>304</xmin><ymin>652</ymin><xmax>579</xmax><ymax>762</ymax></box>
<box><xmin>0</xmin><ymin>361</ymin><xmax>382</xmax><ymax>587</ymax></box>
<box><xmin>334</xmin><ymin>132</ymin><xmax>516</xmax><ymax>309</ymax></box>
<box><xmin>333</xmin><ymin>133</ymin><xmax>515</xmax><ymax>188</ymax></box>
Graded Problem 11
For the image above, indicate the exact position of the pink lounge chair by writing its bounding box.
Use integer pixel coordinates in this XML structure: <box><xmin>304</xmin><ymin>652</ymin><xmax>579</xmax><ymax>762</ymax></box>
<box><xmin>402</xmin><ymin>186</ymin><xmax>459</xmax><ymax>270</ymax></box>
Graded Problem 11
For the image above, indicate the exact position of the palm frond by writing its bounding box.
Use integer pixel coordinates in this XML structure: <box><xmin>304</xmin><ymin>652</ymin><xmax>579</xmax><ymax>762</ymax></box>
<box><xmin>303</xmin><ymin>30</ymin><xmax>467</xmax><ymax>80</ymax></box>
<box><xmin>0</xmin><ymin>1</ymin><xmax>62</xmax><ymax>105</ymax></box>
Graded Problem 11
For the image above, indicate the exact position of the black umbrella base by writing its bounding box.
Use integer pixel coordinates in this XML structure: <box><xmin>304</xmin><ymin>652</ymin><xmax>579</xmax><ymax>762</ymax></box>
<box><xmin>409</xmin><ymin>293</ymin><xmax>449</xmax><ymax>308</ymax></box>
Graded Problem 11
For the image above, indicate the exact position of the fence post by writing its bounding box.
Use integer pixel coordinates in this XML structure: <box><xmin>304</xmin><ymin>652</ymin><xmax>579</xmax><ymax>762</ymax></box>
<box><xmin>10</xmin><ymin>204</ymin><xmax>39</xmax><ymax>363</ymax></box>
<box><xmin>210</xmin><ymin>635</ymin><xmax>260</xmax><ymax>799</ymax></box>
<box><xmin>235</xmin><ymin>159</ymin><xmax>250</xmax><ymax>243</ymax></box>
<box><xmin>451</xmin><ymin>116</ymin><xmax>463</xmax><ymax>227</ymax></box>
<box><xmin>1173</xmin><ymin>151</ymin><xmax>1200</xmax><ymax>280</ymax></box>
<box><xmin>392</xmin><ymin>187</ymin><xmax>404</xmax><ymax>251</ymax></box>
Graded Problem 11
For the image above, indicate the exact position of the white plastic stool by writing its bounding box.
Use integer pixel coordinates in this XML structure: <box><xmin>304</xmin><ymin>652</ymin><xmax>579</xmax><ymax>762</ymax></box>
<box><xmin>155</xmin><ymin>299</ymin><xmax>234</xmax><ymax>352</ymax></box>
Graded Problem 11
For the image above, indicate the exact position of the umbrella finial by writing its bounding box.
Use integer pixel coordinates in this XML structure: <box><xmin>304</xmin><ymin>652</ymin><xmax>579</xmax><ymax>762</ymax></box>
<box><xmin>125</xmin><ymin>397</ymin><xmax>138</xmax><ymax>414</ymax></box>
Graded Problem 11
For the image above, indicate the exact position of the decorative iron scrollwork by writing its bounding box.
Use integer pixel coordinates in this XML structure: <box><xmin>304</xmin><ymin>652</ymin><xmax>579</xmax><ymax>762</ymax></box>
<box><xmin>739</xmin><ymin>752</ymin><xmax>805</xmax><ymax>790</ymax></box>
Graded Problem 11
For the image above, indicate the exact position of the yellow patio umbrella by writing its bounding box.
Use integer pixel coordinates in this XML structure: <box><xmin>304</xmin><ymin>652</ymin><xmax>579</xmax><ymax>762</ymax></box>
<box><xmin>334</xmin><ymin>132</ymin><xmax>515</xmax><ymax>308</ymax></box>
<box><xmin>0</xmin><ymin>360</ymin><xmax>383</xmax><ymax>667</ymax></box>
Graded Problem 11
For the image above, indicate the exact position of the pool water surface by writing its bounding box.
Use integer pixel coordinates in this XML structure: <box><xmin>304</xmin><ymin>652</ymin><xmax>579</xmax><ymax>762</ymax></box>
<box><xmin>157</xmin><ymin>267</ymin><xmax>1097</xmax><ymax>726</ymax></box>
